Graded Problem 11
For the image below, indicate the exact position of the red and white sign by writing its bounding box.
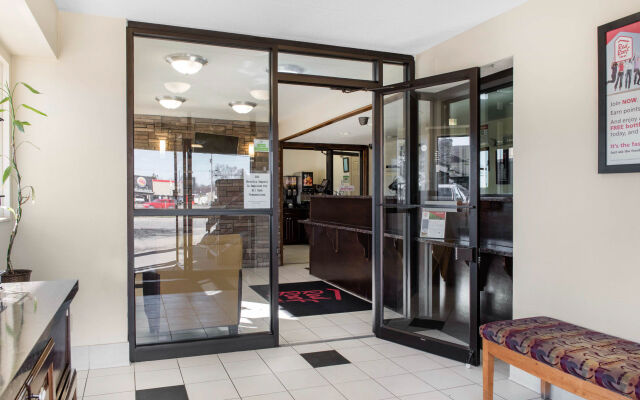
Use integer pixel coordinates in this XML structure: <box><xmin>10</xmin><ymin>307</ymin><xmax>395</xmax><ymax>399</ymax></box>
<box><xmin>614</xmin><ymin>36</ymin><xmax>634</xmax><ymax>62</ymax></box>
<box><xmin>136</xmin><ymin>176</ymin><xmax>147</xmax><ymax>187</ymax></box>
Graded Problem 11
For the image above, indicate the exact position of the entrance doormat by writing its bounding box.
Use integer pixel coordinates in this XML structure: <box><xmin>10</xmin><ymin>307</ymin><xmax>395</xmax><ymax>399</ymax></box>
<box><xmin>250</xmin><ymin>280</ymin><xmax>371</xmax><ymax>317</ymax></box>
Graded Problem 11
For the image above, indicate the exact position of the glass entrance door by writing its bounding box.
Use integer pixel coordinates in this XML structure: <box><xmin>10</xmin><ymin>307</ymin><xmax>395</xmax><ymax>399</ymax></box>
<box><xmin>372</xmin><ymin>68</ymin><xmax>481</xmax><ymax>365</ymax></box>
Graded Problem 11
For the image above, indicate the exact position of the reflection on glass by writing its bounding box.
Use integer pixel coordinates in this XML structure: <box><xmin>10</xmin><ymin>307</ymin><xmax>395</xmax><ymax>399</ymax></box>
<box><xmin>134</xmin><ymin>215</ymin><xmax>271</xmax><ymax>345</ymax></box>
<box><xmin>383</xmin><ymin>95</ymin><xmax>406</xmax><ymax>203</ymax></box>
<box><xmin>416</xmin><ymin>81</ymin><xmax>471</xmax><ymax>205</ymax></box>
<box><xmin>480</xmin><ymin>85</ymin><xmax>513</xmax><ymax>195</ymax></box>
<box><xmin>333</xmin><ymin>153</ymin><xmax>361</xmax><ymax>195</ymax></box>
<box><xmin>383</xmin><ymin>63</ymin><xmax>405</xmax><ymax>86</ymax></box>
<box><xmin>134</xmin><ymin>37</ymin><xmax>271</xmax><ymax>210</ymax></box>
<box><xmin>278</xmin><ymin>53</ymin><xmax>373</xmax><ymax>80</ymax></box>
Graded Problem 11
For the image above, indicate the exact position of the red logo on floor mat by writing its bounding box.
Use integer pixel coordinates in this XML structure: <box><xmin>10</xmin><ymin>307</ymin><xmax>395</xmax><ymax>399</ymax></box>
<box><xmin>279</xmin><ymin>288</ymin><xmax>342</xmax><ymax>303</ymax></box>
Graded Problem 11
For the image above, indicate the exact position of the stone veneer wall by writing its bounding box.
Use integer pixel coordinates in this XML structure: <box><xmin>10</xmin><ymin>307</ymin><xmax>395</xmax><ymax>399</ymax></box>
<box><xmin>134</xmin><ymin>114</ymin><xmax>270</xmax><ymax>268</ymax></box>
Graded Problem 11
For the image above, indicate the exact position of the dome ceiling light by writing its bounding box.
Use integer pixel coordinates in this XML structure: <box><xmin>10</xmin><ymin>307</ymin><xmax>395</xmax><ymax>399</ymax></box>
<box><xmin>164</xmin><ymin>82</ymin><xmax>191</xmax><ymax>94</ymax></box>
<box><xmin>229</xmin><ymin>101</ymin><xmax>257</xmax><ymax>114</ymax></box>
<box><xmin>165</xmin><ymin>53</ymin><xmax>208</xmax><ymax>75</ymax></box>
<box><xmin>156</xmin><ymin>96</ymin><xmax>186</xmax><ymax>109</ymax></box>
<box><xmin>250</xmin><ymin>89</ymin><xmax>269</xmax><ymax>101</ymax></box>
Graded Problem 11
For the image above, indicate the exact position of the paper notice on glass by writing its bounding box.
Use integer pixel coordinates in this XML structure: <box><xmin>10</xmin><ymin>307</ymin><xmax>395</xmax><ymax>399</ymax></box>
<box><xmin>420</xmin><ymin>210</ymin><xmax>446</xmax><ymax>238</ymax></box>
<box><xmin>244</xmin><ymin>173</ymin><xmax>270</xmax><ymax>208</ymax></box>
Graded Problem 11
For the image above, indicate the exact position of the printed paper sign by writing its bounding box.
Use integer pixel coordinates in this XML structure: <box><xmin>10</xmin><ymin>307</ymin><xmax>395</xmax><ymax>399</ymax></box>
<box><xmin>244</xmin><ymin>173</ymin><xmax>270</xmax><ymax>208</ymax></box>
<box><xmin>253</xmin><ymin>139</ymin><xmax>269</xmax><ymax>153</ymax></box>
<box><xmin>420</xmin><ymin>210</ymin><xmax>446</xmax><ymax>239</ymax></box>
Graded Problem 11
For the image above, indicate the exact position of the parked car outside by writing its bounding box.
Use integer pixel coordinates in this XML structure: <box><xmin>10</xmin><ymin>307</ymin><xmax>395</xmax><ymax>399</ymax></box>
<box><xmin>142</xmin><ymin>198</ymin><xmax>175</xmax><ymax>209</ymax></box>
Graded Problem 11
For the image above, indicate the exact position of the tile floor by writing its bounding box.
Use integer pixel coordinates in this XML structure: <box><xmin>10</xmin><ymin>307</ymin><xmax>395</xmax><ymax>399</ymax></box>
<box><xmin>77</xmin><ymin>336</ymin><xmax>541</xmax><ymax>400</ymax></box>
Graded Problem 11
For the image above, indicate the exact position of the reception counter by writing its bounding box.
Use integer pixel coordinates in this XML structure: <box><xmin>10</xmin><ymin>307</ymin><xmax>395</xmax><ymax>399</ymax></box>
<box><xmin>301</xmin><ymin>196</ymin><xmax>403</xmax><ymax>309</ymax></box>
<box><xmin>0</xmin><ymin>280</ymin><xmax>78</xmax><ymax>400</ymax></box>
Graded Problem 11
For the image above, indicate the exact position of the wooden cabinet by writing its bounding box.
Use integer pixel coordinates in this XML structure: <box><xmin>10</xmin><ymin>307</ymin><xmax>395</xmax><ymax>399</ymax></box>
<box><xmin>282</xmin><ymin>207</ymin><xmax>309</xmax><ymax>245</ymax></box>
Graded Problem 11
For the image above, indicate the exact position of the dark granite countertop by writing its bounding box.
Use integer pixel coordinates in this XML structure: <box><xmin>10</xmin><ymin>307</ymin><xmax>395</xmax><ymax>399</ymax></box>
<box><xmin>0</xmin><ymin>280</ymin><xmax>78</xmax><ymax>397</ymax></box>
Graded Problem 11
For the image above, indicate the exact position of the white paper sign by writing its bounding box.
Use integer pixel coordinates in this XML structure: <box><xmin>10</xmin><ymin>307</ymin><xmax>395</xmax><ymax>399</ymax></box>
<box><xmin>244</xmin><ymin>173</ymin><xmax>270</xmax><ymax>208</ymax></box>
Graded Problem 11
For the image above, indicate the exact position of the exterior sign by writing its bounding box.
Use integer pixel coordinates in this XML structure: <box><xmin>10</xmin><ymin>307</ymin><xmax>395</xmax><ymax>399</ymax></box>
<box><xmin>253</xmin><ymin>139</ymin><xmax>269</xmax><ymax>152</ymax></box>
<box><xmin>244</xmin><ymin>173</ymin><xmax>270</xmax><ymax>208</ymax></box>
<box><xmin>599</xmin><ymin>13</ymin><xmax>640</xmax><ymax>173</ymax></box>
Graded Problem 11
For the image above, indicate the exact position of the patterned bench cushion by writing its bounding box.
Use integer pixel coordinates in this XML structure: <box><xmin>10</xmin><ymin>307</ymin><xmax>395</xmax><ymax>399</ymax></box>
<box><xmin>480</xmin><ymin>317</ymin><xmax>640</xmax><ymax>399</ymax></box>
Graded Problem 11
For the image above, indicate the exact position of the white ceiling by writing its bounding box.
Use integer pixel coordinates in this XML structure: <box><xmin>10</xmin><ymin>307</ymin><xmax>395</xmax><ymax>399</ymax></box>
<box><xmin>289</xmin><ymin>110</ymin><xmax>373</xmax><ymax>146</ymax></box>
<box><xmin>55</xmin><ymin>0</ymin><xmax>527</xmax><ymax>55</ymax></box>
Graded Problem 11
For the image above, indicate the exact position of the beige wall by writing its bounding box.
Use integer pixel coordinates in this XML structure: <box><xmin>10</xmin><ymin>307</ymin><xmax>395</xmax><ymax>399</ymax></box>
<box><xmin>282</xmin><ymin>149</ymin><xmax>327</xmax><ymax>184</ymax></box>
<box><xmin>416</xmin><ymin>0</ymin><xmax>640</xmax><ymax>342</ymax></box>
<box><xmin>11</xmin><ymin>12</ymin><xmax>127</xmax><ymax>347</ymax></box>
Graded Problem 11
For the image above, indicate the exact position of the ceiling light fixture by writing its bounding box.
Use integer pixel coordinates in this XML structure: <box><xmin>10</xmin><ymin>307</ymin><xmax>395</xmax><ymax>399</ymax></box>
<box><xmin>250</xmin><ymin>89</ymin><xmax>269</xmax><ymax>101</ymax></box>
<box><xmin>191</xmin><ymin>143</ymin><xmax>204</xmax><ymax>149</ymax></box>
<box><xmin>156</xmin><ymin>96</ymin><xmax>186</xmax><ymax>109</ymax></box>
<box><xmin>277</xmin><ymin>64</ymin><xmax>304</xmax><ymax>74</ymax></box>
<box><xmin>164</xmin><ymin>82</ymin><xmax>191</xmax><ymax>94</ymax></box>
<box><xmin>229</xmin><ymin>101</ymin><xmax>257</xmax><ymax>114</ymax></box>
<box><xmin>165</xmin><ymin>53</ymin><xmax>208</xmax><ymax>75</ymax></box>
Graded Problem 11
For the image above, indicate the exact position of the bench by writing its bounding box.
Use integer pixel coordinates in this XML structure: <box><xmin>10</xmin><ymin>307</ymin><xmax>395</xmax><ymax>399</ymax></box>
<box><xmin>480</xmin><ymin>317</ymin><xmax>640</xmax><ymax>400</ymax></box>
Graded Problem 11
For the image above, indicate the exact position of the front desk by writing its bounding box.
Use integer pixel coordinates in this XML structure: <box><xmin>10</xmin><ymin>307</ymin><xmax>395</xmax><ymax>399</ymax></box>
<box><xmin>300</xmin><ymin>196</ymin><xmax>404</xmax><ymax>309</ymax></box>
<box><xmin>301</xmin><ymin>195</ymin><xmax>513</xmax><ymax>329</ymax></box>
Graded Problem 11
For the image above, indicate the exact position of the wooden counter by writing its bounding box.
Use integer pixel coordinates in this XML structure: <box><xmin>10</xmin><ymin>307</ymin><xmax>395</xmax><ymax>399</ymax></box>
<box><xmin>0</xmin><ymin>280</ymin><xmax>78</xmax><ymax>400</ymax></box>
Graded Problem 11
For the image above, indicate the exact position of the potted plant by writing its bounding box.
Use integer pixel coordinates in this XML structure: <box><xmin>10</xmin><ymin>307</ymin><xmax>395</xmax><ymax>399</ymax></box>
<box><xmin>0</xmin><ymin>82</ymin><xmax>46</xmax><ymax>283</ymax></box>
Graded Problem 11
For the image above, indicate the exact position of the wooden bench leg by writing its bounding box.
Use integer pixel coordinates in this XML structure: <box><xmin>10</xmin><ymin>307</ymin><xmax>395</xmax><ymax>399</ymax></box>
<box><xmin>541</xmin><ymin>380</ymin><xmax>551</xmax><ymax>399</ymax></box>
<box><xmin>483</xmin><ymin>342</ymin><xmax>494</xmax><ymax>400</ymax></box>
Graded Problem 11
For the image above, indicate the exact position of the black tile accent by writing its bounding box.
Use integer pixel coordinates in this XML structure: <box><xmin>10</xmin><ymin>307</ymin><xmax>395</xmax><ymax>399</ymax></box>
<box><xmin>136</xmin><ymin>385</ymin><xmax>189</xmax><ymax>400</ymax></box>
<box><xmin>300</xmin><ymin>350</ymin><xmax>350</xmax><ymax>368</ymax></box>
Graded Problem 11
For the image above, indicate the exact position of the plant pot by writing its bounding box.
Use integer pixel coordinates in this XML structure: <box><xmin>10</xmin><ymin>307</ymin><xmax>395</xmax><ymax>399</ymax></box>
<box><xmin>1</xmin><ymin>269</ymin><xmax>32</xmax><ymax>283</ymax></box>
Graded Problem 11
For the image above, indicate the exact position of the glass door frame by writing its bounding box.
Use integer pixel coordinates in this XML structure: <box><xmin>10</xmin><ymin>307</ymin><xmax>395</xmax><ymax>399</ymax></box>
<box><xmin>126</xmin><ymin>21</ymin><xmax>414</xmax><ymax>362</ymax></box>
<box><xmin>371</xmin><ymin>67</ymin><xmax>481</xmax><ymax>365</ymax></box>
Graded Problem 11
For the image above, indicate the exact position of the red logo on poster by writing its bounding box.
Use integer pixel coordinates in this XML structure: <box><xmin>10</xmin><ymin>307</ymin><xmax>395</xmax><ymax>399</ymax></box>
<box><xmin>615</xmin><ymin>36</ymin><xmax>634</xmax><ymax>62</ymax></box>
<box><xmin>136</xmin><ymin>176</ymin><xmax>147</xmax><ymax>187</ymax></box>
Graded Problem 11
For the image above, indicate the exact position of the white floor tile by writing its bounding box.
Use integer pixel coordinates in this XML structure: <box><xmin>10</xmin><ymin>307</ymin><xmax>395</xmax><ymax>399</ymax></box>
<box><xmin>243</xmin><ymin>392</ymin><xmax>294</xmax><ymax>400</ymax></box>
<box><xmin>341</xmin><ymin>322</ymin><xmax>373</xmax><ymax>336</ymax></box>
<box><xmin>389</xmin><ymin>354</ymin><xmax>445</xmax><ymax>372</ymax></box>
<box><xmin>337</xmin><ymin>346</ymin><xmax>385</xmax><ymax>362</ymax></box>
<box><xmin>280</xmin><ymin>328</ymin><xmax>321</xmax><ymax>343</ymax></box>
<box><xmin>313</xmin><ymin>325</ymin><xmax>353</xmax><ymax>340</ymax></box>
<box><xmin>133</xmin><ymin>358</ymin><xmax>178</xmax><ymax>372</ymax></box>
<box><xmin>77</xmin><ymin>378</ymin><xmax>86</xmax><ymax>398</ymax></box>
<box><xmin>424</xmin><ymin>352</ymin><xmax>464</xmax><ymax>367</ymax></box>
<box><xmin>493</xmin><ymin>379</ymin><xmax>540</xmax><ymax>400</ymax></box>
<box><xmin>414</xmin><ymin>368</ymin><xmax>474</xmax><ymax>390</ymax></box>
<box><xmin>399</xmin><ymin>392</ymin><xmax>450</xmax><ymax>400</ymax></box>
<box><xmin>224</xmin><ymin>358</ymin><xmax>272</xmax><ymax>378</ymax></box>
<box><xmin>316</xmin><ymin>364</ymin><xmax>369</xmax><ymax>384</ymax></box>
<box><xmin>185</xmin><ymin>379</ymin><xmax>239</xmax><ymax>400</ymax></box>
<box><xmin>333</xmin><ymin>378</ymin><xmax>394</xmax><ymax>400</ymax></box>
<box><xmin>84</xmin><ymin>373</ymin><xmax>135</xmax><ymax>396</ymax></box>
<box><xmin>135</xmin><ymin>368</ymin><xmax>183</xmax><ymax>390</ymax></box>
<box><xmin>449</xmin><ymin>364</ymin><xmax>508</xmax><ymax>385</ymax></box>
<box><xmin>375</xmin><ymin>373</ymin><xmax>435</xmax><ymax>397</ymax></box>
<box><xmin>88</xmin><ymin>366</ymin><xmax>134</xmax><ymax>378</ymax></box>
<box><xmin>289</xmin><ymin>385</ymin><xmax>347</xmax><ymax>400</ymax></box>
<box><xmin>443</xmin><ymin>384</ymin><xmax>506</xmax><ymax>400</ymax></box>
<box><xmin>370</xmin><ymin>343</ymin><xmax>421</xmax><ymax>358</ymax></box>
<box><xmin>181</xmin><ymin>363</ymin><xmax>229</xmax><ymax>384</ymax></box>
<box><xmin>298</xmin><ymin>315</ymin><xmax>335</xmax><ymax>328</ymax></box>
<box><xmin>326</xmin><ymin>339</ymin><xmax>366</xmax><ymax>350</ymax></box>
<box><xmin>232</xmin><ymin>374</ymin><xmax>286</xmax><ymax>397</ymax></box>
<box><xmin>264</xmin><ymin>355</ymin><xmax>312</xmax><ymax>372</ymax></box>
<box><xmin>77</xmin><ymin>370</ymin><xmax>89</xmax><ymax>380</ymax></box>
<box><xmin>275</xmin><ymin>368</ymin><xmax>329</xmax><ymax>390</ymax></box>
<box><xmin>258</xmin><ymin>346</ymin><xmax>298</xmax><ymax>359</ymax></box>
<box><xmin>355</xmin><ymin>358</ymin><xmax>407</xmax><ymax>378</ymax></box>
<box><xmin>219</xmin><ymin>350</ymin><xmax>261</xmax><ymax>364</ymax></box>
<box><xmin>177</xmin><ymin>353</ymin><xmax>221</xmax><ymax>368</ymax></box>
<box><xmin>292</xmin><ymin>342</ymin><xmax>332</xmax><ymax>354</ymax></box>
<box><xmin>82</xmin><ymin>392</ymin><xmax>135</xmax><ymax>400</ymax></box>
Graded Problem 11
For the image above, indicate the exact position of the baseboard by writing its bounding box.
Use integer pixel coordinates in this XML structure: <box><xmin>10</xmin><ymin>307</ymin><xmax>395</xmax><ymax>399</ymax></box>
<box><xmin>509</xmin><ymin>366</ymin><xmax>585</xmax><ymax>400</ymax></box>
<box><xmin>72</xmin><ymin>342</ymin><xmax>130</xmax><ymax>370</ymax></box>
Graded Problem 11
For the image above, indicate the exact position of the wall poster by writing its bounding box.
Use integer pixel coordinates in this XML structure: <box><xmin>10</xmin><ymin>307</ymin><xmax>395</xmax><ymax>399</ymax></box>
<box><xmin>599</xmin><ymin>12</ymin><xmax>640</xmax><ymax>173</ymax></box>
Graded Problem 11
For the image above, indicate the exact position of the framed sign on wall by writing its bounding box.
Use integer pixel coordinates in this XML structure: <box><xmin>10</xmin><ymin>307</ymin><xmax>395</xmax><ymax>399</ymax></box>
<box><xmin>599</xmin><ymin>12</ymin><xmax>640</xmax><ymax>173</ymax></box>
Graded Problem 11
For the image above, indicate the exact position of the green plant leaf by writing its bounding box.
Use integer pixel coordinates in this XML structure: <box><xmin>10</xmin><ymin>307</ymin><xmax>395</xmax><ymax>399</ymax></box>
<box><xmin>2</xmin><ymin>166</ymin><xmax>12</xmax><ymax>184</ymax></box>
<box><xmin>13</xmin><ymin>121</ymin><xmax>24</xmax><ymax>132</ymax></box>
<box><xmin>22</xmin><ymin>104</ymin><xmax>47</xmax><ymax>117</ymax></box>
<box><xmin>19</xmin><ymin>82</ymin><xmax>40</xmax><ymax>94</ymax></box>
<box><xmin>0</xmin><ymin>97</ymin><xmax>8</xmax><ymax>105</ymax></box>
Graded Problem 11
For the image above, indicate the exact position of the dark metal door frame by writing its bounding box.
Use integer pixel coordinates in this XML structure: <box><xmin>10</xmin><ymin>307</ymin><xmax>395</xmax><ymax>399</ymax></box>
<box><xmin>371</xmin><ymin>67</ymin><xmax>481</xmax><ymax>365</ymax></box>
<box><xmin>126</xmin><ymin>21</ymin><xmax>413</xmax><ymax>361</ymax></box>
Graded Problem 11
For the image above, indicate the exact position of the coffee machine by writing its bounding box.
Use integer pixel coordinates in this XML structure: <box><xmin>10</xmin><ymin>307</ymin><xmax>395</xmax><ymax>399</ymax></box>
<box><xmin>283</xmin><ymin>175</ymin><xmax>299</xmax><ymax>208</ymax></box>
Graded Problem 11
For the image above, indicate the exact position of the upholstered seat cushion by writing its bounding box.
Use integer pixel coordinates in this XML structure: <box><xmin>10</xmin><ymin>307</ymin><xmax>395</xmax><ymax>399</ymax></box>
<box><xmin>480</xmin><ymin>317</ymin><xmax>640</xmax><ymax>399</ymax></box>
